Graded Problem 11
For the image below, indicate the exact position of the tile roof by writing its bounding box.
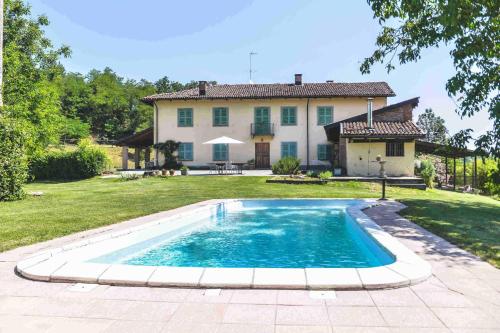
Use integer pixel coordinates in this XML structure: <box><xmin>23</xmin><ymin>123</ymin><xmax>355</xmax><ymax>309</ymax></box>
<box><xmin>341</xmin><ymin>121</ymin><xmax>425</xmax><ymax>138</ymax></box>
<box><xmin>142</xmin><ymin>82</ymin><xmax>395</xmax><ymax>103</ymax></box>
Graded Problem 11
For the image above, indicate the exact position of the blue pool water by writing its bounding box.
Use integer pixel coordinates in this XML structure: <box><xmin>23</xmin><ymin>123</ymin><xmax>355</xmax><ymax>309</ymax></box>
<box><xmin>93</xmin><ymin>200</ymin><xmax>395</xmax><ymax>268</ymax></box>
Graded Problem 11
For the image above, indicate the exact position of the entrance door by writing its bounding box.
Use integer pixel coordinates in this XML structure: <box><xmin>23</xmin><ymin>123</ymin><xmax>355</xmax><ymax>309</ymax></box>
<box><xmin>255</xmin><ymin>143</ymin><xmax>270</xmax><ymax>169</ymax></box>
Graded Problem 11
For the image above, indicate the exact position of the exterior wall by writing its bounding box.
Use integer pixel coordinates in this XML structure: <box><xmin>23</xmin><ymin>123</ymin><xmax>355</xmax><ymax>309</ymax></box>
<box><xmin>345</xmin><ymin>141</ymin><xmax>415</xmax><ymax>176</ymax></box>
<box><xmin>155</xmin><ymin>97</ymin><xmax>387</xmax><ymax>167</ymax></box>
<box><xmin>373</xmin><ymin>104</ymin><xmax>413</xmax><ymax>122</ymax></box>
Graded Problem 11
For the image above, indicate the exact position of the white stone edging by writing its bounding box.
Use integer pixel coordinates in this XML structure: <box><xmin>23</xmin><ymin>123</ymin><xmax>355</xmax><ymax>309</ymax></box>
<box><xmin>16</xmin><ymin>199</ymin><xmax>431</xmax><ymax>290</ymax></box>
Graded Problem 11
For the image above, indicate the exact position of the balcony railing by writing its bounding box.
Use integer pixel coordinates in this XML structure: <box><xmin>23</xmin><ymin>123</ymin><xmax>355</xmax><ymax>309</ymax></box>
<box><xmin>251</xmin><ymin>122</ymin><xmax>275</xmax><ymax>137</ymax></box>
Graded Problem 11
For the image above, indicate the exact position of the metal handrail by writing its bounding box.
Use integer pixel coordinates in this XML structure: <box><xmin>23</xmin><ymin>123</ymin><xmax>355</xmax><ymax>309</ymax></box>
<box><xmin>251</xmin><ymin>122</ymin><xmax>274</xmax><ymax>137</ymax></box>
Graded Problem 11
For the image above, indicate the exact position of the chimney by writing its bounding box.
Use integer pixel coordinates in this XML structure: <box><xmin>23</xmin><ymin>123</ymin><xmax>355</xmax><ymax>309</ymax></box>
<box><xmin>326</xmin><ymin>80</ymin><xmax>334</xmax><ymax>83</ymax></box>
<box><xmin>294</xmin><ymin>74</ymin><xmax>302</xmax><ymax>85</ymax></box>
<box><xmin>198</xmin><ymin>81</ymin><xmax>207</xmax><ymax>96</ymax></box>
<box><xmin>367</xmin><ymin>98</ymin><xmax>374</xmax><ymax>128</ymax></box>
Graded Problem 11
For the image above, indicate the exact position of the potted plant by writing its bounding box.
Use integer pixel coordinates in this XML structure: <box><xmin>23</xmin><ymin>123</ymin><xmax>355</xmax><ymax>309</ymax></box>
<box><xmin>161</xmin><ymin>169</ymin><xmax>167</xmax><ymax>176</ymax></box>
<box><xmin>169</xmin><ymin>169</ymin><xmax>175</xmax><ymax>176</ymax></box>
<box><xmin>246</xmin><ymin>158</ymin><xmax>255</xmax><ymax>170</ymax></box>
<box><xmin>180</xmin><ymin>166</ymin><xmax>189</xmax><ymax>176</ymax></box>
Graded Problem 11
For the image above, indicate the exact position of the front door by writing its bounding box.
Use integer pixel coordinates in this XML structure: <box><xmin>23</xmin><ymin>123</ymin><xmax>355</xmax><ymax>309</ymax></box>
<box><xmin>255</xmin><ymin>143</ymin><xmax>270</xmax><ymax>169</ymax></box>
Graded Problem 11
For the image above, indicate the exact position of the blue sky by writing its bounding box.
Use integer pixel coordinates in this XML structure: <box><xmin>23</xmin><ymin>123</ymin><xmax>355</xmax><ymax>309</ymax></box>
<box><xmin>30</xmin><ymin>0</ymin><xmax>492</xmax><ymax>140</ymax></box>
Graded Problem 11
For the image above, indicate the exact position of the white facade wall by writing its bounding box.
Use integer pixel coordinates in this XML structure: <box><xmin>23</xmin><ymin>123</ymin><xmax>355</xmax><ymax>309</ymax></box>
<box><xmin>155</xmin><ymin>97</ymin><xmax>387</xmax><ymax>167</ymax></box>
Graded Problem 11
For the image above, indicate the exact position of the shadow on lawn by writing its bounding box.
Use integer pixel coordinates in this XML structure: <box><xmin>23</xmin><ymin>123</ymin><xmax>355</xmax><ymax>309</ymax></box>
<box><xmin>373</xmin><ymin>200</ymin><xmax>499</xmax><ymax>267</ymax></box>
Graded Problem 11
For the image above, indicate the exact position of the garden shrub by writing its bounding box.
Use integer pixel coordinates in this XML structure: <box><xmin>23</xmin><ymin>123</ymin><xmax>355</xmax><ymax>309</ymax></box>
<box><xmin>30</xmin><ymin>139</ymin><xmax>110</xmax><ymax>180</ymax></box>
<box><xmin>272</xmin><ymin>157</ymin><xmax>301</xmax><ymax>175</ymax></box>
<box><xmin>0</xmin><ymin>117</ymin><xmax>28</xmax><ymax>201</ymax></box>
<box><xmin>419</xmin><ymin>159</ymin><xmax>436</xmax><ymax>188</ymax></box>
<box><xmin>318</xmin><ymin>170</ymin><xmax>333</xmax><ymax>180</ymax></box>
<box><xmin>480</xmin><ymin>162</ymin><xmax>500</xmax><ymax>196</ymax></box>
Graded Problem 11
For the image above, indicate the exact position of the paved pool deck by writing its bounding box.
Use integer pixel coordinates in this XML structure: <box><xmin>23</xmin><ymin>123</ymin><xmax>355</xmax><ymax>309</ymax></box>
<box><xmin>0</xmin><ymin>201</ymin><xmax>499</xmax><ymax>332</ymax></box>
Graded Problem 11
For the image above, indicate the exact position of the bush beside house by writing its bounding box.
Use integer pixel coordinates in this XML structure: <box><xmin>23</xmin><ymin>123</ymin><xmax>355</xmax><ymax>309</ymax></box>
<box><xmin>30</xmin><ymin>139</ymin><xmax>110</xmax><ymax>180</ymax></box>
<box><xmin>418</xmin><ymin>159</ymin><xmax>437</xmax><ymax>188</ymax></box>
<box><xmin>272</xmin><ymin>157</ymin><xmax>301</xmax><ymax>175</ymax></box>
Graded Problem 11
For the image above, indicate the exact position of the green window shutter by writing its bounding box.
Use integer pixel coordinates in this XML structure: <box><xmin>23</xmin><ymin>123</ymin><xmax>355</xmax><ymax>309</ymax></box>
<box><xmin>213</xmin><ymin>144</ymin><xmax>228</xmax><ymax>161</ymax></box>
<box><xmin>281</xmin><ymin>107</ymin><xmax>297</xmax><ymax>126</ymax></box>
<box><xmin>255</xmin><ymin>107</ymin><xmax>270</xmax><ymax>123</ymax></box>
<box><xmin>213</xmin><ymin>107</ymin><xmax>228</xmax><ymax>126</ymax></box>
<box><xmin>179</xmin><ymin>143</ymin><xmax>193</xmax><ymax>161</ymax></box>
<box><xmin>281</xmin><ymin>142</ymin><xmax>297</xmax><ymax>158</ymax></box>
<box><xmin>178</xmin><ymin>108</ymin><xmax>193</xmax><ymax>127</ymax></box>
<box><xmin>318</xmin><ymin>144</ymin><xmax>332</xmax><ymax>161</ymax></box>
<box><xmin>317</xmin><ymin>107</ymin><xmax>333</xmax><ymax>125</ymax></box>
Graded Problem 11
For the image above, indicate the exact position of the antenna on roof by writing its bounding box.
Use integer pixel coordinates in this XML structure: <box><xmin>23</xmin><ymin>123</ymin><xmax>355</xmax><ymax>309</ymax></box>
<box><xmin>249</xmin><ymin>51</ymin><xmax>257</xmax><ymax>83</ymax></box>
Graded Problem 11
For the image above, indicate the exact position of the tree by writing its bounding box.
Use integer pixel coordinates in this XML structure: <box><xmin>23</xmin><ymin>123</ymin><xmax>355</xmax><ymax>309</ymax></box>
<box><xmin>449</xmin><ymin>129</ymin><xmax>473</xmax><ymax>151</ymax></box>
<box><xmin>3</xmin><ymin>0</ymin><xmax>70</xmax><ymax>155</ymax></box>
<box><xmin>361</xmin><ymin>0</ymin><xmax>499</xmax><ymax>149</ymax></box>
<box><xmin>153</xmin><ymin>140</ymin><xmax>181</xmax><ymax>169</ymax></box>
<box><xmin>154</xmin><ymin>76</ymin><xmax>187</xmax><ymax>94</ymax></box>
<box><xmin>417</xmin><ymin>108</ymin><xmax>448</xmax><ymax>144</ymax></box>
<box><xmin>1</xmin><ymin>0</ymin><xmax>4</xmax><ymax>107</ymax></box>
<box><xmin>154</xmin><ymin>76</ymin><xmax>217</xmax><ymax>94</ymax></box>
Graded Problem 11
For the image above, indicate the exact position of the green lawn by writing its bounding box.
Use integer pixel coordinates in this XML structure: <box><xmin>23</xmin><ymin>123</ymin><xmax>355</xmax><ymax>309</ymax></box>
<box><xmin>1</xmin><ymin>176</ymin><xmax>498</xmax><ymax>267</ymax></box>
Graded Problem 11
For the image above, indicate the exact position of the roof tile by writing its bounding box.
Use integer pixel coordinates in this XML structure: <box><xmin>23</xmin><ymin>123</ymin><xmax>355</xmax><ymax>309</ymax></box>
<box><xmin>341</xmin><ymin>121</ymin><xmax>424</xmax><ymax>137</ymax></box>
<box><xmin>142</xmin><ymin>82</ymin><xmax>395</xmax><ymax>103</ymax></box>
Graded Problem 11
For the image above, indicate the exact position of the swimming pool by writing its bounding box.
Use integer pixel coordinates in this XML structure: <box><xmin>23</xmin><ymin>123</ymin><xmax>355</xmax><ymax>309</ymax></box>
<box><xmin>92</xmin><ymin>200</ymin><xmax>394</xmax><ymax>268</ymax></box>
<box><xmin>16</xmin><ymin>199</ymin><xmax>431</xmax><ymax>289</ymax></box>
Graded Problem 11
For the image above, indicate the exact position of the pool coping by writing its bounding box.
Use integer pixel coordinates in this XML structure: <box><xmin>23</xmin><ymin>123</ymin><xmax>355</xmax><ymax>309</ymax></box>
<box><xmin>15</xmin><ymin>199</ymin><xmax>431</xmax><ymax>290</ymax></box>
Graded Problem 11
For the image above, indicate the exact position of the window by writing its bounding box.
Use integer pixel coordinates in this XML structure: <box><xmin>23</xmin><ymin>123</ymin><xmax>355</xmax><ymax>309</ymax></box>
<box><xmin>213</xmin><ymin>107</ymin><xmax>228</xmax><ymax>126</ymax></box>
<box><xmin>213</xmin><ymin>144</ymin><xmax>228</xmax><ymax>161</ymax></box>
<box><xmin>178</xmin><ymin>143</ymin><xmax>193</xmax><ymax>161</ymax></box>
<box><xmin>177</xmin><ymin>108</ymin><xmax>193</xmax><ymax>127</ymax></box>
<box><xmin>317</xmin><ymin>106</ymin><xmax>333</xmax><ymax>125</ymax></box>
<box><xmin>317</xmin><ymin>144</ymin><xmax>332</xmax><ymax>161</ymax></box>
<box><xmin>281</xmin><ymin>106</ymin><xmax>297</xmax><ymax>126</ymax></box>
<box><xmin>281</xmin><ymin>142</ymin><xmax>297</xmax><ymax>158</ymax></box>
<box><xmin>386</xmin><ymin>141</ymin><xmax>405</xmax><ymax>157</ymax></box>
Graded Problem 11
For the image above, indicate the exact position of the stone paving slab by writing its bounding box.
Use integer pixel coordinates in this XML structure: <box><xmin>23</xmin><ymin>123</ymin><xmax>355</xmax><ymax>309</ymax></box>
<box><xmin>0</xmin><ymin>200</ymin><xmax>498</xmax><ymax>332</ymax></box>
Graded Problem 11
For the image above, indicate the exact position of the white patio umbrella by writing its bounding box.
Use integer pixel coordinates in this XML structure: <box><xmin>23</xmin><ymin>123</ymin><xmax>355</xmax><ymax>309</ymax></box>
<box><xmin>203</xmin><ymin>136</ymin><xmax>244</xmax><ymax>161</ymax></box>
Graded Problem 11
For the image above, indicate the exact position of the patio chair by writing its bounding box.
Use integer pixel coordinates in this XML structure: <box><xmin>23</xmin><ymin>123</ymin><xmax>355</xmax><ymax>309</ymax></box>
<box><xmin>225</xmin><ymin>161</ymin><xmax>238</xmax><ymax>175</ymax></box>
<box><xmin>208</xmin><ymin>163</ymin><xmax>217</xmax><ymax>175</ymax></box>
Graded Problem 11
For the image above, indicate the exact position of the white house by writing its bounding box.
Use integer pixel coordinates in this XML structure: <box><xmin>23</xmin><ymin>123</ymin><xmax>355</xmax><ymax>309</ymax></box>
<box><xmin>138</xmin><ymin>74</ymin><xmax>424</xmax><ymax>176</ymax></box>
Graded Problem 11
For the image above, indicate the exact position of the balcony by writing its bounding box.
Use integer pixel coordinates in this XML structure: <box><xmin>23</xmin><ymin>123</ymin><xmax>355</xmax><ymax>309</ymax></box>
<box><xmin>251</xmin><ymin>123</ymin><xmax>275</xmax><ymax>137</ymax></box>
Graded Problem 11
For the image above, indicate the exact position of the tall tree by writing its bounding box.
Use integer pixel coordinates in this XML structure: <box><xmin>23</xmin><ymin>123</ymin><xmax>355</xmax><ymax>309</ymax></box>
<box><xmin>3</xmin><ymin>0</ymin><xmax>70</xmax><ymax>155</ymax></box>
<box><xmin>0</xmin><ymin>0</ymin><xmax>4</xmax><ymax>107</ymax></box>
<box><xmin>417</xmin><ymin>108</ymin><xmax>448</xmax><ymax>144</ymax></box>
<box><xmin>361</xmin><ymin>0</ymin><xmax>499</xmax><ymax>151</ymax></box>
<box><xmin>154</xmin><ymin>76</ymin><xmax>217</xmax><ymax>94</ymax></box>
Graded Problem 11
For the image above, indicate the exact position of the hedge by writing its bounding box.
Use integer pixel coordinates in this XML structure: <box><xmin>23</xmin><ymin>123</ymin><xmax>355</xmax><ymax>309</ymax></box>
<box><xmin>30</xmin><ymin>140</ymin><xmax>110</xmax><ymax>180</ymax></box>
<box><xmin>0</xmin><ymin>117</ymin><xmax>28</xmax><ymax>201</ymax></box>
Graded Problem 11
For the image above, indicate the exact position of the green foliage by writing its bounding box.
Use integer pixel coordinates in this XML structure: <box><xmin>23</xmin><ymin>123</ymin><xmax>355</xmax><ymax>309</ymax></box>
<box><xmin>3</xmin><ymin>0</ymin><xmax>70</xmax><ymax>156</ymax></box>
<box><xmin>29</xmin><ymin>139</ymin><xmax>110</xmax><ymax>180</ymax></box>
<box><xmin>272</xmin><ymin>157</ymin><xmax>301</xmax><ymax>175</ymax></box>
<box><xmin>318</xmin><ymin>171</ymin><xmax>333</xmax><ymax>180</ymax></box>
<box><xmin>0</xmin><ymin>117</ymin><xmax>29</xmax><ymax>201</ymax></box>
<box><xmin>306</xmin><ymin>170</ymin><xmax>318</xmax><ymax>178</ymax></box>
<box><xmin>153</xmin><ymin>140</ymin><xmax>182</xmax><ymax>169</ymax></box>
<box><xmin>362</xmin><ymin>0</ymin><xmax>499</xmax><ymax>149</ymax></box>
<box><xmin>419</xmin><ymin>160</ymin><xmax>437</xmax><ymax>188</ymax></box>
<box><xmin>60</xmin><ymin>117</ymin><xmax>91</xmax><ymax>142</ymax></box>
<box><xmin>416</xmin><ymin>109</ymin><xmax>448</xmax><ymax>144</ymax></box>
<box><xmin>483</xmin><ymin>168</ymin><xmax>500</xmax><ymax>197</ymax></box>
<box><xmin>452</xmin><ymin>158</ymin><xmax>499</xmax><ymax>196</ymax></box>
